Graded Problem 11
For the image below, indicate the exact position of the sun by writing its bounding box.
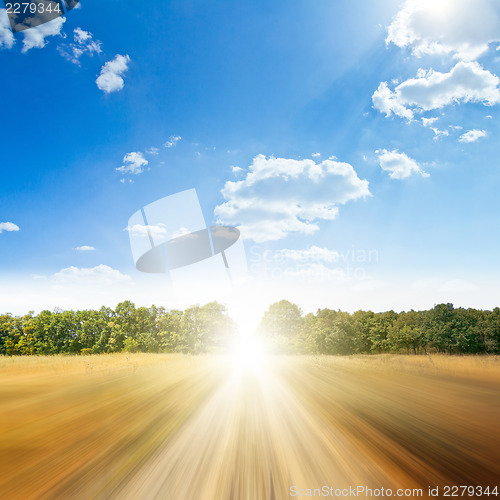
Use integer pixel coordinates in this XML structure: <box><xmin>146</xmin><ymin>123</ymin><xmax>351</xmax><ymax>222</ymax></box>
<box><xmin>229</xmin><ymin>333</ymin><xmax>269</xmax><ymax>377</ymax></box>
<box><xmin>418</xmin><ymin>0</ymin><xmax>454</xmax><ymax>21</ymax></box>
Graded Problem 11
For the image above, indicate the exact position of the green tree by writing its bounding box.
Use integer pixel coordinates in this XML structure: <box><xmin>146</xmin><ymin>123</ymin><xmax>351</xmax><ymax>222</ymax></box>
<box><xmin>156</xmin><ymin>309</ymin><xmax>183</xmax><ymax>352</ymax></box>
<box><xmin>257</xmin><ymin>300</ymin><xmax>303</xmax><ymax>353</ymax></box>
<box><xmin>123</xmin><ymin>337</ymin><xmax>140</xmax><ymax>353</ymax></box>
<box><xmin>306</xmin><ymin>309</ymin><xmax>362</xmax><ymax>355</ymax></box>
<box><xmin>178</xmin><ymin>302</ymin><xmax>236</xmax><ymax>354</ymax></box>
<box><xmin>387</xmin><ymin>310</ymin><xmax>423</xmax><ymax>354</ymax></box>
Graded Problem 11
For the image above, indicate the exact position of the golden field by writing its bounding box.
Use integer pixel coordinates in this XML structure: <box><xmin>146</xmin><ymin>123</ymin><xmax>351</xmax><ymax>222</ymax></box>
<box><xmin>1</xmin><ymin>354</ymin><xmax>500</xmax><ymax>499</ymax></box>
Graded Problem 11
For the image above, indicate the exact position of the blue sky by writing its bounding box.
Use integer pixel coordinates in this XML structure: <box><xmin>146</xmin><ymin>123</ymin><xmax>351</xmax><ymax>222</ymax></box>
<box><xmin>1</xmin><ymin>0</ymin><xmax>499</xmax><ymax>323</ymax></box>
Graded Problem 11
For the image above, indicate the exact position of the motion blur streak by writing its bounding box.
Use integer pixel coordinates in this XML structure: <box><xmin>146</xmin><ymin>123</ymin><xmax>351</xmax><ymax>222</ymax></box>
<box><xmin>1</xmin><ymin>355</ymin><xmax>500</xmax><ymax>499</ymax></box>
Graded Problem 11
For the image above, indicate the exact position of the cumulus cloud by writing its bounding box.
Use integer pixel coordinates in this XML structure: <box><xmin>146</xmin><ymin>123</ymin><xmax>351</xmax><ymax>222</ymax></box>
<box><xmin>231</xmin><ymin>166</ymin><xmax>243</xmax><ymax>173</ymax></box>
<box><xmin>0</xmin><ymin>9</ymin><xmax>14</xmax><ymax>49</ymax></box>
<box><xmin>214</xmin><ymin>154</ymin><xmax>370</xmax><ymax>242</ymax></box>
<box><xmin>96</xmin><ymin>54</ymin><xmax>130</xmax><ymax>93</ymax></box>
<box><xmin>373</xmin><ymin>62</ymin><xmax>500</xmax><ymax>120</ymax></box>
<box><xmin>21</xmin><ymin>16</ymin><xmax>65</xmax><ymax>52</ymax></box>
<box><xmin>421</xmin><ymin>117</ymin><xmax>438</xmax><ymax>127</ymax></box>
<box><xmin>459</xmin><ymin>129</ymin><xmax>487</xmax><ymax>143</ymax></box>
<box><xmin>59</xmin><ymin>27</ymin><xmax>101</xmax><ymax>64</ymax></box>
<box><xmin>125</xmin><ymin>223</ymin><xmax>168</xmax><ymax>239</ymax></box>
<box><xmin>376</xmin><ymin>149</ymin><xmax>429</xmax><ymax>179</ymax></box>
<box><xmin>53</xmin><ymin>265</ymin><xmax>130</xmax><ymax>283</ymax></box>
<box><xmin>274</xmin><ymin>246</ymin><xmax>339</xmax><ymax>263</ymax></box>
<box><xmin>372</xmin><ymin>81</ymin><xmax>415</xmax><ymax>120</ymax></box>
<box><xmin>145</xmin><ymin>147</ymin><xmax>159</xmax><ymax>155</ymax></box>
<box><xmin>164</xmin><ymin>136</ymin><xmax>181</xmax><ymax>148</ymax></box>
<box><xmin>387</xmin><ymin>0</ymin><xmax>500</xmax><ymax>61</ymax></box>
<box><xmin>73</xmin><ymin>245</ymin><xmax>96</xmax><ymax>251</ymax></box>
<box><xmin>431</xmin><ymin>127</ymin><xmax>449</xmax><ymax>140</ymax></box>
<box><xmin>0</xmin><ymin>222</ymin><xmax>19</xmax><ymax>233</ymax></box>
<box><xmin>116</xmin><ymin>152</ymin><xmax>148</xmax><ymax>175</ymax></box>
<box><xmin>420</xmin><ymin>117</ymin><xmax>449</xmax><ymax>139</ymax></box>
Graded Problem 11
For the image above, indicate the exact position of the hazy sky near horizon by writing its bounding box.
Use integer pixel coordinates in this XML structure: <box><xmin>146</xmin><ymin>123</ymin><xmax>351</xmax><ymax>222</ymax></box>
<box><xmin>1</xmin><ymin>0</ymin><xmax>499</xmax><ymax>324</ymax></box>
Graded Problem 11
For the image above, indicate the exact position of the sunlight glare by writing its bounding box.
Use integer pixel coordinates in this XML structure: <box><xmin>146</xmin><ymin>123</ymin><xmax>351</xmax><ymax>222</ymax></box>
<box><xmin>230</xmin><ymin>334</ymin><xmax>269</xmax><ymax>377</ymax></box>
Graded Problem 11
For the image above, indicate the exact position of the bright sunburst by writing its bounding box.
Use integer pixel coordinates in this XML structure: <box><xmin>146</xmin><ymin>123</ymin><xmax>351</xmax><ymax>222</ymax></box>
<box><xmin>230</xmin><ymin>334</ymin><xmax>269</xmax><ymax>376</ymax></box>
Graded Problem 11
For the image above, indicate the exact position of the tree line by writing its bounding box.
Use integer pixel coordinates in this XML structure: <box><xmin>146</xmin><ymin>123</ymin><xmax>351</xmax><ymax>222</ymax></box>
<box><xmin>257</xmin><ymin>300</ymin><xmax>500</xmax><ymax>355</ymax></box>
<box><xmin>0</xmin><ymin>301</ymin><xmax>236</xmax><ymax>355</ymax></box>
<box><xmin>1</xmin><ymin>300</ymin><xmax>499</xmax><ymax>356</ymax></box>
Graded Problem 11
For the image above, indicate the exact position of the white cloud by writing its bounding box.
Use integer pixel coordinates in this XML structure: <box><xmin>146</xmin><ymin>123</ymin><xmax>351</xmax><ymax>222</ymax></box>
<box><xmin>145</xmin><ymin>147</ymin><xmax>159</xmax><ymax>155</ymax></box>
<box><xmin>116</xmin><ymin>152</ymin><xmax>148</xmax><ymax>175</ymax></box>
<box><xmin>387</xmin><ymin>0</ymin><xmax>500</xmax><ymax>61</ymax></box>
<box><xmin>231</xmin><ymin>166</ymin><xmax>243</xmax><ymax>173</ymax></box>
<box><xmin>459</xmin><ymin>129</ymin><xmax>487</xmax><ymax>143</ymax></box>
<box><xmin>372</xmin><ymin>81</ymin><xmax>414</xmax><ymax>120</ymax></box>
<box><xmin>171</xmin><ymin>227</ymin><xmax>190</xmax><ymax>239</ymax></box>
<box><xmin>376</xmin><ymin>149</ymin><xmax>429</xmax><ymax>179</ymax></box>
<box><xmin>22</xmin><ymin>16</ymin><xmax>65</xmax><ymax>53</ymax></box>
<box><xmin>73</xmin><ymin>245</ymin><xmax>96</xmax><ymax>252</ymax></box>
<box><xmin>214</xmin><ymin>154</ymin><xmax>370</xmax><ymax>242</ymax></box>
<box><xmin>431</xmin><ymin>127</ymin><xmax>449</xmax><ymax>140</ymax></box>
<box><xmin>421</xmin><ymin>117</ymin><xmax>449</xmax><ymax>139</ymax></box>
<box><xmin>59</xmin><ymin>27</ymin><xmax>101</xmax><ymax>64</ymax></box>
<box><xmin>274</xmin><ymin>246</ymin><xmax>339</xmax><ymax>263</ymax></box>
<box><xmin>373</xmin><ymin>61</ymin><xmax>500</xmax><ymax>120</ymax></box>
<box><xmin>0</xmin><ymin>222</ymin><xmax>19</xmax><ymax>233</ymax></box>
<box><xmin>74</xmin><ymin>27</ymin><xmax>90</xmax><ymax>44</ymax></box>
<box><xmin>0</xmin><ymin>9</ymin><xmax>14</xmax><ymax>49</ymax></box>
<box><xmin>421</xmin><ymin>117</ymin><xmax>438</xmax><ymax>127</ymax></box>
<box><xmin>96</xmin><ymin>54</ymin><xmax>130</xmax><ymax>93</ymax></box>
<box><xmin>125</xmin><ymin>223</ymin><xmax>168</xmax><ymax>239</ymax></box>
<box><xmin>53</xmin><ymin>265</ymin><xmax>130</xmax><ymax>284</ymax></box>
<box><xmin>164</xmin><ymin>135</ymin><xmax>181</xmax><ymax>148</ymax></box>
<box><xmin>311</xmin><ymin>152</ymin><xmax>321</xmax><ymax>157</ymax></box>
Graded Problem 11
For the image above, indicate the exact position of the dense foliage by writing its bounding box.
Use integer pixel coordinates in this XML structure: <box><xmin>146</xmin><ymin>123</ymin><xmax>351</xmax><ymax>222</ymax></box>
<box><xmin>0</xmin><ymin>301</ymin><xmax>236</xmax><ymax>355</ymax></box>
<box><xmin>2</xmin><ymin>300</ymin><xmax>500</xmax><ymax>355</ymax></box>
<box><xmin>258</xmin><ymin>300</ymin><xmax>500</xmax><ymax>355</ymax></box>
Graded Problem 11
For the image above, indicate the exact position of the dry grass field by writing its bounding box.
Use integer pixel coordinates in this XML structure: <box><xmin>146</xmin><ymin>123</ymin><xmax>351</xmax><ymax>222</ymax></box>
<box><xmin>1</xmin><ymin>354</ymin><xmax>500</xmax><ymax>499</ymax></box>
